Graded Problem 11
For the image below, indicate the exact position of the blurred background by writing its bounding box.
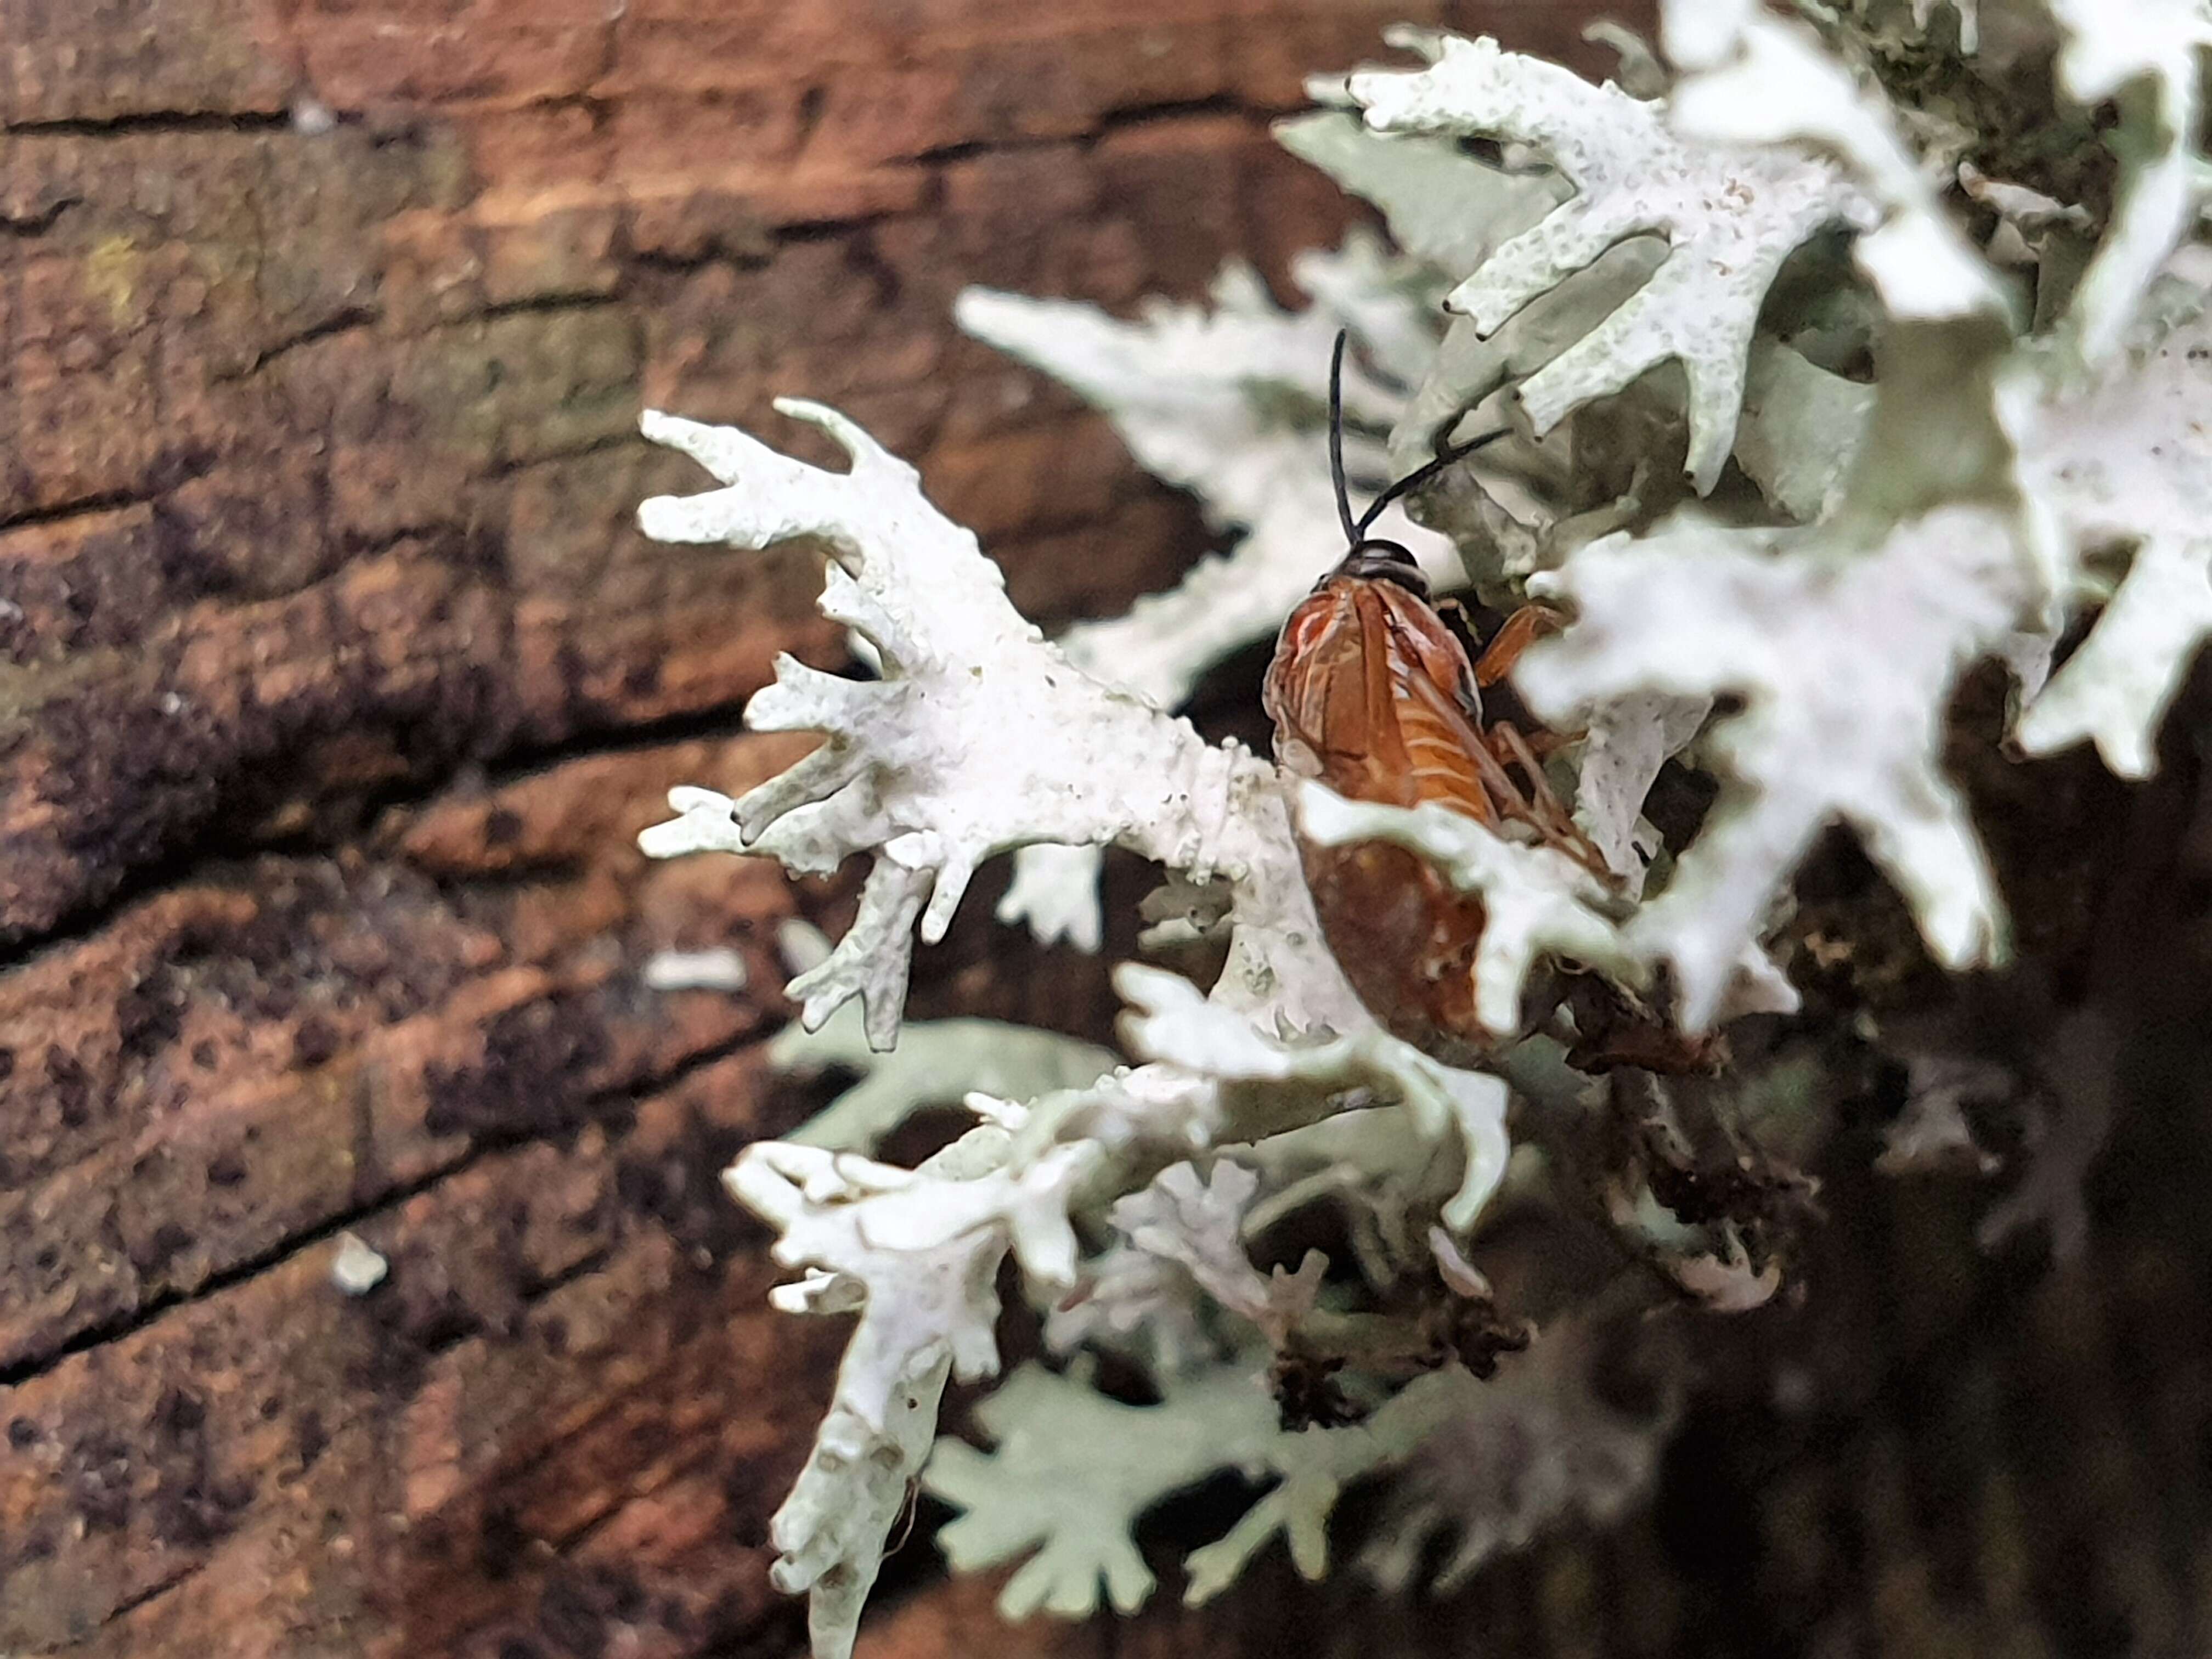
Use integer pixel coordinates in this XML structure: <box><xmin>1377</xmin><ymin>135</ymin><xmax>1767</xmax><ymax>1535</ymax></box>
<box><xmin>8</xmin><ymin>3</ymin><xmax>2212</xmax><ymax>1657</ymax></box>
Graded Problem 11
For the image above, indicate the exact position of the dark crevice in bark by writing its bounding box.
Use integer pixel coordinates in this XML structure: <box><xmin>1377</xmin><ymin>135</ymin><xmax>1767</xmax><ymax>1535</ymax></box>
<box><xmin>1085</xmin><ymin>92</ymin><xmax>1288</xmax><ymax>138</ymax></box>
<box><xmin>0</xmin><ymin>826</ymin><xmax>278</xmax><ymax>973</ymax></box>
<box><xmin>909</xmin><ymin>96</ymin><xmax>1283</xmax><ymax>171</ymax></box>
<box><xmin>0</xmin><ymin>1169</ymin><xmax>459</xmax><ymax>1390</ymax></box>
<box><xmin>770</xmin><ymin>211</ymin><xmax>918</xmax><ymax>246</ymax></box>
<box><xmin>493</xmin><ymin>702</ymin><xmax>757</xmax><ymax>778</ymax></box>
<box><xmin>0</xmin><ymin>487</ymin><xmax>161</xmax><ymax>536</ymax></box>
<box><xmin>0</xmin><ymin>444</ymin><xmax>222</xmax><ymax>534</ymax></box>
<box><xmin>221</xmin><ymin>304</ymin><xmax>383</xmax><ymax>380</ymax></box>
<box><xmin>413</xmin><ymin>1245</ymin><xmax>620</xmax><ymax>1365</ymax></box>
<box><xmin>0</xmin><ymin>194</ymin><xmax>83</xmax><ymax>237</ymax></box>
<box><xmin>91</xmin><ymin>1558</ymin><xmax>205</xmax><ymax>1635</ymax></box>
<box><xmin>4</xmin><ymin>109</ymin><xmax>295</xmax><ymax>137</ymax></box>
<box><xmin>363</xmin><ymin>693</ymin><xmax>756</xmax><ymax>832</ymax></box>
<box><xmin>476</xmin><ymin>291</ymin><xmax>629</xmax><ymax>324</ymax></box>
<box><xmin>910</xmin><ymin>133</ymin><xmax>1085</xmax><ymax>167</ymax></box>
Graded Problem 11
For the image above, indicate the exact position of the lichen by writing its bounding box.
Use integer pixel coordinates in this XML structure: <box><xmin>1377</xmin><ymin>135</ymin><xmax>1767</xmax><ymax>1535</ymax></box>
<box><xmin>1343</xmin><ymin>27</ymin><xmax>1878</xmax><ymax>492</ymax></box>
<box><xmin>627</xmin><ymin>5</ymin><xmax>2212</xmax><ymax>1653</ymax></box>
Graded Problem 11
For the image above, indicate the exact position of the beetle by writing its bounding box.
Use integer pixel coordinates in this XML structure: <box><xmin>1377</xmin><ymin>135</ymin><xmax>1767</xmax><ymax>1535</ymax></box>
<box><xmin>1263</xmin><ymin>332</ymin><xmax>1610</xmax><ymax>1061</ymax></box>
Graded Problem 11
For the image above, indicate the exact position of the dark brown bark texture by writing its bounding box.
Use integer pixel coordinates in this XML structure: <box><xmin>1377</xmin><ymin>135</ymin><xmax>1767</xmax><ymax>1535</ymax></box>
<box><xmin>5</xmin><ymin>3</ymin><xmax>2212</xmax><ymax>1658</ymax></box>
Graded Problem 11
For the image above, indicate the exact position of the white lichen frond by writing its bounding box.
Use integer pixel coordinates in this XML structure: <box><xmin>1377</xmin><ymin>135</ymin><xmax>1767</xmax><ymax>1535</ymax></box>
<box><xmin>1043</xmin><ymin>1168</ymin><xmax>1240</xmax><ymax>1375</ymax></box>
<box><xmin>1573</xmin><ymin>690</ymin><xmax>1714</xmax><ymax>893</ymax></box>
<box><xmin>1090</xmin><ymin>1160</ymin><xmax>1324</xmax><ymax>1348</ymax></box>
<box><xmin>727</xmin><ymin>1120</ymin><xmax>1098</xmax><ymax>1659</ymax></box>
<box><xmin>1513</xmin><ymin>255</ymin><xmax>2038</xmax><ymax>1025</ymax></box>
<box><xmin>1114</xmin><ymin>964</ymin><xmax>1511</xmax><ymax>1230</ymax></box>
<box><xmin>1467</xmin><ymin>0</ymin><xmax>2204</xmax><ymax>1023</ymax></box>
<box><xmin>958</xmin><ymin>240</ymin><xmax>1456</xmax><ymax>724</ymax></box>
<box><xmin>637</xmin><ymin>401</ymin><xmax>1348</xmax><ymax>1049</ymax></box>
<box><xmin>637</xmin><ymin>393</ymin><xmax>1521</xmax><ymax>1655</ymax></box>
<box><xmin>1663</xmin><ymin>5</ymin><xmax>2007</xmax><ymax>328</ymax></box>
<box><xmin>1295</xmin><ymin>785</ymin><xmax>1644</xmax><ymax>1036</ymax></box>
<box><xmin>1344</xmin><ymin>27</ymin><xmax>1879</xmax><ymax>492</ymax></box>
<box><xmin>1384</xmin><ymin>237</ymin><xmax>1667</xmax><ymax>488</ymax></box>
<box><xmin>2015</xmin><ymin>288</ymin><xmax>2212</xmax><ymax>775</ymax></box>
<box><xmin>1661</xmin><ymin>0</ymin><xmax>2212</xmax><ymax>788</ymax></box>
<box><xmin>1273</xmin><ymin>108</ymin><xmax>1568</xmax><ymax>280</ymax></box>
<box><xmin>2040</xmin><ymin>0</ymin><xmax>2212</xmax><ymax>366</ymax></box>
<box><xmin>1521</xmin><ymin>500</ymin><xmax>2026</xmax><ymax>1027</ymax></box>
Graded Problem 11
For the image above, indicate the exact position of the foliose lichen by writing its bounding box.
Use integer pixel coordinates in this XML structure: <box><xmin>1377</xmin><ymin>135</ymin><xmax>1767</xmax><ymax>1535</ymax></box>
<box><xmin>632</xmin><ymin>5</ymin><xmax>2212</xmax><ymax>1652</ymax></box>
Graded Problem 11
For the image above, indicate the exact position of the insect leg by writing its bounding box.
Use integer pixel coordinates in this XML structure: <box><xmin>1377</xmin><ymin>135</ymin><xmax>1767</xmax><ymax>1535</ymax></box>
<box><xmin>1460</xmin><ymin>714</ymin><xmax>1543</xmax><ymax>825</ymax></box>
<box><xmin>1492</xmin><ymin>720</ymin><xmax>1605</xmax><ymax>868</ymax></box>
<box><xmin>1471</xmin><ymin>604</ymin><xmax>1566</xmax><ymax>688</ymax></box>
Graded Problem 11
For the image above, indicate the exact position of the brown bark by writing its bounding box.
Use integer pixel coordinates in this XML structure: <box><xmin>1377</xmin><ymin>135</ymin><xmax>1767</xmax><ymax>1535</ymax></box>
<box><xmin>10</xmin><ymin>5</ymin><xmax>2212</xmax><ymax>1659</ymax></box>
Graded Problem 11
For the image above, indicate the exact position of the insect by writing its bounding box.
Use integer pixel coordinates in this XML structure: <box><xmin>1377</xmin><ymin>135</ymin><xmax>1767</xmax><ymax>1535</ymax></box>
<box><xmin>1262</xmin><ymin>333</ymin><xmax>1609</xmax><ymax>1062</ymax></box>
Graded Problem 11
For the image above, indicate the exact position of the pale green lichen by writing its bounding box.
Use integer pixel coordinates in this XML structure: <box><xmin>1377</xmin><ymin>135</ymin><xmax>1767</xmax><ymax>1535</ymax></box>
<box><xmin>927</xmin><ymin>1361</ymin><xmax>1288</xmax><ymax>1617</ymax></box>
<box><xmin>772</xmin><ymin>990</ymin><xmax>1118</xmax><ymax>1154</ymax></box>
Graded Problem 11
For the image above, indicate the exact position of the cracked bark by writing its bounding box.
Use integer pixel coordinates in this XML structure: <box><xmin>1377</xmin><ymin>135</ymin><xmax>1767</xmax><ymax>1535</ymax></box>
<box><xmin>9</xmin><ymin>3</ymin><xmax>2212</xmax><ymax>1659</ymax></box>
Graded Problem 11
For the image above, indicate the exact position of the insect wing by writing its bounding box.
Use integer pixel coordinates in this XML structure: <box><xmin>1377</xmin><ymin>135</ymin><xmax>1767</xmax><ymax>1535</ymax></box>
<box><xmin>1366</xmin><ymin>584</ymin><xmax>1498</xmax><ymax>824</ymax></box>
<box><xmin>1265</xmin><ymin>578</ymin><xmax>1494</xmax><ymax>812</ymax></box>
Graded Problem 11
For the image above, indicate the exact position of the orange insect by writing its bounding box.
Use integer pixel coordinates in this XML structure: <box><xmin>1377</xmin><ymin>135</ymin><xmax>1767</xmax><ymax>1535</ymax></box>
<box><xmin>1264</xmin><ymin>335</ymin><xmax>1606</xmax><ymax>1062</ymax></box>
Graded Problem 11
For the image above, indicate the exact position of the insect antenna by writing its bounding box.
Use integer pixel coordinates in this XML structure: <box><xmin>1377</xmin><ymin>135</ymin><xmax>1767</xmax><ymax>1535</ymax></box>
<box><xmin>1328</xmin><ymin>330</ymin><xmax>1359</xmax><ymax>546</ymax></box>
<box><xmin>1353</xmin><ymin>424</ymin><xmax>1510</xmax><ymax>540</ymax></box>
<box><xmin>1328</xmin><ymin>329</ymin><xmax>1510</xmax><ymax>548</ymax></box>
